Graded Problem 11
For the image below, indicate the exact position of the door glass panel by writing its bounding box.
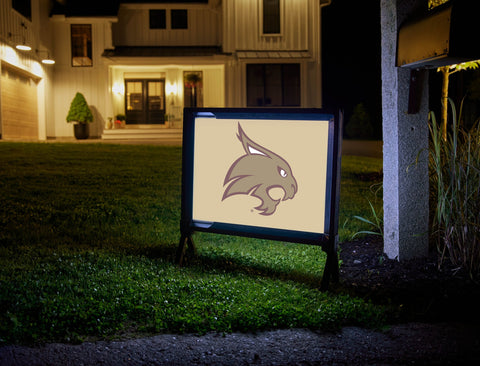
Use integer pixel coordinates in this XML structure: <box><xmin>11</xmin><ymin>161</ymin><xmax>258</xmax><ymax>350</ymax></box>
<box><xmin>265</xmin><ymin>64</ymin><xmax>282</xmax><ymax>106</ymax></box>
<box><xmin>126</xmin><ymin>81</ymin><xmax>143</xmax><ymax>111</ymax></box>
<box><xmin>246</xmin><ymin>65</ymin><xmax>265</xmax><ymax>106</ymax></box>
<box><xmin>282</xmin><ymin>64</ymin><xmax>301</xmax><ymax>106</ymax></box>
<box><xmin>247</xmin><ymin>63</ymin><xmax>300</xmax><ymax>107</ymax></box>
<box><xmin>148</xmin><ymin>81</ymin><xmax>165</xmax><ymax>111</ymax></box>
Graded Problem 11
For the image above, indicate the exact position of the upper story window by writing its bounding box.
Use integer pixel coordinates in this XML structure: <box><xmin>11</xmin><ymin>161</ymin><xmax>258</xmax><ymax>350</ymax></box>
<box><xmin>12</xmin><ymin>0</ymin><xmax>31</xmax><ymax>21</ymax></box>
<box><xmin>149</xmin><ymin>9</ymin><xmax>166</xmax><ymax>29</ymax></box>
<box><xmin>171</xmin><ymin>9</ymin><xmax>188</xmax><ymax>29</ymax></box>
<box><xmin>148</xmin><ymin>9</ymin><xmax>188</xmax><ymax>30</ymax></box>
<box><xmin>262</xmin><ymin>0</ymin><xmax>281</xmax><ymax>34</ymax></box>
<box><xmin>71</xmin><ymin>24</ymin><xmax>92</xmax><ymax>67</ymax></box>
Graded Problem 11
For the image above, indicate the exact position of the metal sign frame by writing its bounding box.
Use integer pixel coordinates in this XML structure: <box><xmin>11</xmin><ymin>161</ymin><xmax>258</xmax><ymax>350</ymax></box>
<box><xmin>177</xmin><ymin>108</ymin><xmax>342</xmax><ymax>289</ymax></box>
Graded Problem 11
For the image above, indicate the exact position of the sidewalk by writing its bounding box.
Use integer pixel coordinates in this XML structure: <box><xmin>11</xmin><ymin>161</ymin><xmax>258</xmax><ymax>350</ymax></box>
<box><xmin>1</xmin><ymin>323</ymin><xmax>479</xmax><ymax>365</ymax></box>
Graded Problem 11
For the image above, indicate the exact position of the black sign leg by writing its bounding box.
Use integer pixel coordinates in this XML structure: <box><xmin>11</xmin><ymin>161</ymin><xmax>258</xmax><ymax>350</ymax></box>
<box><xmin>176</xmin><ymin>234</ymin><xmax>197</xmax><ymax>266</ymax></box>
<box><xmin>320</xmin><ymin>244</ymin><xmax>340</xmax><ymax>291</ymax></box>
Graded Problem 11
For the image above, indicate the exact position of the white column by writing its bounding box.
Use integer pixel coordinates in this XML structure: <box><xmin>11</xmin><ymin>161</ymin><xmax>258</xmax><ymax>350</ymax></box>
<box><xmin>381</xmin><ymin>0</ymin><xmax>429</xmax><ymax>260</ymax></box>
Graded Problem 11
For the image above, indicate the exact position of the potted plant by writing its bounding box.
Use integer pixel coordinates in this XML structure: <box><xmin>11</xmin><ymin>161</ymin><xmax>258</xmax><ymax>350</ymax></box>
<box><xmin>66</xmin><ymin>92</ymin><xmax>93</xmax><ymax>139</ymax></box>
<box><xmin>115</xmin><ymin>114</ymin><xmax>126</xmax><ymax>128</ymax></box>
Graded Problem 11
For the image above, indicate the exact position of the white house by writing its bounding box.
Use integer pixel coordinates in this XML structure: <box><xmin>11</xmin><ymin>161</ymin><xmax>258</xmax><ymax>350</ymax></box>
<box><xmin>0</xmin><ymin>0</ymin><xmax>330</xmax><ymax>141</ymax></box>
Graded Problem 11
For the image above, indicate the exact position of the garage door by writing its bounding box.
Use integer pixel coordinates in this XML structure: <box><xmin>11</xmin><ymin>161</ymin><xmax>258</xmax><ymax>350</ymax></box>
<box><xmin>1</xmin><ymin>64</ymin><xmax>38</xmax><ymax>140</ymax></box>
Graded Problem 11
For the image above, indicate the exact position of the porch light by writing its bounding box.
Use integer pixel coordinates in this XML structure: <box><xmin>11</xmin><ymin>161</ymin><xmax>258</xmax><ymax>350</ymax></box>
<box><xmin>166</xmin><ymin>82</ymin><xmax>178</xmax><ymax>95</ymax></box>
<box><xmin>16</xmin><ymin>42</ymin><xmax>31</xmax><ymax>51</ymax></box>
<box><xmin>37</xmin><ymin>49</ymin><xmax>55</xmax><ymax>65</ymax></box>
<box><xmin>112</xmin><ymin>82</ymin><xmax>124</xmax><ymax>95</ymax></box>
<box><xmin>9</xmin><ymin>25</ymin><xmax>32</xmax><ymax>51</ymax></box>
<box><xmin>8</xmin><ymin>33</ymin><xmax>31</xmax><ymax>51</ymax></box>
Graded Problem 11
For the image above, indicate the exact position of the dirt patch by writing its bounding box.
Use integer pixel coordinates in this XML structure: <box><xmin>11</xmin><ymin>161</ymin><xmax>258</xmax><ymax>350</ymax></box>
<box><xmin>1</xmin><ymin>237</ymin><xmax>480</xmax><ymax>365</ymax></box>
<box><xmin>338</xmin><ymin>237</ymin><xmax>480</xmax><ymax>324</ymax></box>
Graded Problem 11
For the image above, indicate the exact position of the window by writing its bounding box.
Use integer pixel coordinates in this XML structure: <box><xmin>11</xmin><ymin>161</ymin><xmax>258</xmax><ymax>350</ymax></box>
<box><xmin>247</xmin><ymin>64</ymin><xmax>300</xmax><ymax>107</ymax></box>
<box><xmin>171</xmin><ymin>9</ymin><xmax>188</xmax><ymax>29</ymax></box>
<box><xmin>263</xmin><ymin>0</ymin><xmax>280</xmax><ymax>34</ymax></box>
<box><xmin>12</xmin><ymin>0</ymin><xmax>31</xmax><ymax>20</ymax></box>
<box><xmin>71</xmin><ymin>25</ymin><xmax>92</xmax><ymax>67</ymax></box>
<box><xmin>184</xmin><ymin>71</ymin><xmax>203</xmax><ymax>108</ymax></box>
<box><xmin>149</xmin><ymin>9</ymin><xmax>166</xmax><ymax>29</ymax></box>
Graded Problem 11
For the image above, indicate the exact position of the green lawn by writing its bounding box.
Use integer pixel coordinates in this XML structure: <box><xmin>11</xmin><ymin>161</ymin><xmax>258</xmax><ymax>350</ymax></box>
<box><xmin>0</xmin><ymin>142</ymin><xmax>383</xmax><ymax>344</ymax></box>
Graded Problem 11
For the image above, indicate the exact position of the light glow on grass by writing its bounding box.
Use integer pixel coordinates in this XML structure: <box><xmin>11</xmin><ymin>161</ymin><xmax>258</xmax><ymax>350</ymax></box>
<box><xmin>0</xmin><ymin>143</ymin><xmax>384</xmax><ymax>344</ymax></box>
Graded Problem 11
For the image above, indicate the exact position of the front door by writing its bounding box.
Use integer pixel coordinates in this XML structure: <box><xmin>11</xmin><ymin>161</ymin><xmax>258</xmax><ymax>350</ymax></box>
<box><xmin>125</xmin><ymin>79</ymin><xmax>165</xmax><ymax>124</ymax></box>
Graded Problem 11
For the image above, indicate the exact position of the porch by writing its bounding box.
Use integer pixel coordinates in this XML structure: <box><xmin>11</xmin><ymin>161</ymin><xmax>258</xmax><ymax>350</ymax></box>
<box><xmin>101</xmin><ymin>124</ymin><xmax>182</xmax><ymax>143</ymax></box>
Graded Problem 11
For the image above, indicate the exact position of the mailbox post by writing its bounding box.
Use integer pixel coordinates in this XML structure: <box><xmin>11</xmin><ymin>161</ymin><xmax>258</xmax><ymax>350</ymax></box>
<box><xmin>381</xmin><ymin>0</ymin><xmax>430</xmax><ymax>261</ymax></box>
<box><xmin>381</xmin><ymin>0</ymin><xmax>479</xmax><ymax>261</ymax></box>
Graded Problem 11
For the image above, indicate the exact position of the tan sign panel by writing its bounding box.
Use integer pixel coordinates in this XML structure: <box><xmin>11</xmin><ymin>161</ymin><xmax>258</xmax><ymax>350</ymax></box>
<box><xmin>192</xmin><ymin>117</ymin><xmax>330</xmax><ymax>234</ymax></box>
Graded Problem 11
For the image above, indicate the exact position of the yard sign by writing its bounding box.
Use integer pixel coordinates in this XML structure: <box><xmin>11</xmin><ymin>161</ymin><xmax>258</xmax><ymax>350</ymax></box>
<box><xmin>178</xmin><ymin>108</ymin><xmax>342</xmax><ymax>289</ymax></box>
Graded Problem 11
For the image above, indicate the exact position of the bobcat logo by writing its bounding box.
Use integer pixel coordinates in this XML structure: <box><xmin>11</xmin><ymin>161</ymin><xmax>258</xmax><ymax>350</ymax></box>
<box><xmin>222</xmin><ymin>124</ymin><xmax>298</xmax><ymax>215</ymax></box>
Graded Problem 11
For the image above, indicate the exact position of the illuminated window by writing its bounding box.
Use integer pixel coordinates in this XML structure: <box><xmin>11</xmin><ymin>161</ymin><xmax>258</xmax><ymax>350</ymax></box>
<box><xmin>150</xmin><ymin>9</ymin><xmax>166</xmax><ymax>29</ymax></box>
<box><xmin>184</xmin><ymin>71</ymin><xmax>203</xmax><ymax>108</ymax></box>
<box><xmin>263</xmin><ymin>0</ymin><xmax>280</xmax><ymax>34</ymax></box>
<box><xmin>71</xmin><ymin>25</ymin><xmax>92</xmax><ymax>67</ymax></box>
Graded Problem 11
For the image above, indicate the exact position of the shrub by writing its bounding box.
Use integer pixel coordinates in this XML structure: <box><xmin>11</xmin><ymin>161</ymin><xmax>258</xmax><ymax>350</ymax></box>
<box><xmin>429</xmin><ymin>99</ymin><xmax>480</xmax><ymax>279</ymax></box>
<box><xmin>66</xmin><ymin>93</ymin><xmax>93</xmax><ymax>124</ymax></box>
<box><xmin>345</xmin><ymin>103</ymin><xmax>374</xmax><ymax>140</ymax></box>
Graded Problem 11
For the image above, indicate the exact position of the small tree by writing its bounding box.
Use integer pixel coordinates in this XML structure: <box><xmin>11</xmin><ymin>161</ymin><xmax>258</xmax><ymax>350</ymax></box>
<box><xmin>66</xmin><ymin>92</ymin><xmax>93</xmax><ymax>124</ymax></box>
<box><xmin>345</xmin><ymin>103</ymin><xmax>374</xmax><ymax>139</ymax></box>
<box><xmin>437</xmin><ymin>61</ymin><xmax>480</xmax><ymax>141</ymax></box>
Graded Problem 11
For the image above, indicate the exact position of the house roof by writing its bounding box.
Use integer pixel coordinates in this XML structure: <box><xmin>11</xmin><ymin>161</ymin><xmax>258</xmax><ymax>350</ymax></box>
<box><xmin>236</xmin><ymin>51</ymin><xmax>312</xmax><ymax>59</ymax></box>
<box><xmin>102</xmin><ymin>46</ymin><xmax>225</xmax><ymax>58</ymax></box>
<box><xmin>50</xmin><ymin>0</ymin><xmax>208</xmax><ymax>17</ymax></box>
<box><xmin>51</xmin><ymin>0</ymin><xmax>120</xmax><ymax>17</ymax></box>
<box><xmin>119</xmin><ymin>1</ymin><xmax>208</xmax><ymax>3</ymax></box>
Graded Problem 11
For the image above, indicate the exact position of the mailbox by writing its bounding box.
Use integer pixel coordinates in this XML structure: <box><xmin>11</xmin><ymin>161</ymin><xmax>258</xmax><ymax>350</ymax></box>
<box><xmin>397</xmin><ymin>1</ymin><xmax>480</xmax><ymax>68</ymax></box>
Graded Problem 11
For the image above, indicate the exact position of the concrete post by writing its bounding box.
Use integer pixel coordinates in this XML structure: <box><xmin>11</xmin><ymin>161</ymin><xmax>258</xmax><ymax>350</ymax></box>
<box><xmin>381</xmin><ymin>0</ymin><xmax>429</xmax><ymax>260</ymax></box>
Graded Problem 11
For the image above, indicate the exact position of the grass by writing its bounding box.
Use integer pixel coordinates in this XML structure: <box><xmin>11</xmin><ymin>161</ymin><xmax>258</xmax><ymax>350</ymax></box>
<box><xmin>429</xmin><ymin>100</ymin><xmax>480</xmax><ymax>278</ymax></box>
<box><xmin>0</xmin><ymin>142</ymin><xmax>383</xmax><ymax>344</ymax></box>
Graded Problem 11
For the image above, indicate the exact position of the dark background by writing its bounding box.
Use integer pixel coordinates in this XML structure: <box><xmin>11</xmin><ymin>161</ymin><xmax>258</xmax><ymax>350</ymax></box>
<box><xmin>322</xmin><ymin>0</ymin><xmax>382</xmax><ymax>140</ymax></box>
<box><xmin>321</xmin><ymin>0</ymin><xmax>480</xmax><ymax>139</ymax></box>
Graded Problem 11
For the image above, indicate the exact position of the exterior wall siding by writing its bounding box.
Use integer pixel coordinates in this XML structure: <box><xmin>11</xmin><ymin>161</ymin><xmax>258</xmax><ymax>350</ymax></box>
<box><xmin>223</xmin><ymin>0</ymin><xmax>310</xmax><ymax>52</ymax></box>
<box><xmin>51</xmin><ymin>19</ymin><xmax>112</xmax><ymax>137</ymax></box>
<box><xmin>0</xmin><ymin>0</ymin><xmax>54</xmax><ymax>140</ymax></box>
<box><xmin>113</xmin><ymin>5</ymin><xmax>220</xmax><ymax>46</ymax></box>
<box><xmin>222</xmin><ymin>0</ymin><xmax>323</xmax><ymax>108</ymax></box>
<box><xmin>1</xmin><ymin>0</ymin><xmax>326</xmax><ymax>140</ymax></box>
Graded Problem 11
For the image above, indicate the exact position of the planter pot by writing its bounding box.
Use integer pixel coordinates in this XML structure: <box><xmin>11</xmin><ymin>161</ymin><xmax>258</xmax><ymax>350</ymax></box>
<box><xmin>74</xmin><ymin>123</ymin><xmax>89</xmax><ymax>140</ymax></box>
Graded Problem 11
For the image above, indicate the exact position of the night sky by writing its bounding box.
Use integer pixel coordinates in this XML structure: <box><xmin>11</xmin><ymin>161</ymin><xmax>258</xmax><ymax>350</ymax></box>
<box><xmin>322</xmin><ymin>0</ymin><xmax>382</xmax><ymax>138</ymax></box>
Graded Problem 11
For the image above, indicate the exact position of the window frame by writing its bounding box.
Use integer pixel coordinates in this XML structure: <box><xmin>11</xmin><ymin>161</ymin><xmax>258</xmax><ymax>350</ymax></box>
<box><xmin>260</xmin><ymin>0</ymin><xmax>284</xmax><ymax>37</ymax></box>
<box><xmin>171</xmin><ymin>9</ymin><xmax>188</xmax><ymax>30</ymax></box>
<box><xmin>70</xmin><ymin>24</ymin><xmax>93</xmax><ymax>67</ymax></box>
<box><xmin>149</xmin><ymin>9</ymin><xmax>167</xmax><ymax>29</ymax></box>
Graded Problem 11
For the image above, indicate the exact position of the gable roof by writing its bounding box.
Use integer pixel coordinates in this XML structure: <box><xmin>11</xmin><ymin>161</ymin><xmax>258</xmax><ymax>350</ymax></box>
<box><xmin>51</xmin><ymin>0</ymin><xmax>120</xmax><ymax>17</ymax></box>
<box><xmin>50</xmin><ymin>0</ymin><xmax>209</xmax><ymax>17</ymax></box>
<box><xmin>103</xmin><ymin>46</ymin><xmax>224</xmax><ymax>58</ymax></box>
<box><xmin>120</xmin><ymin>1</ymin><xmax>208</xmax><ymax>3</ymax></box>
